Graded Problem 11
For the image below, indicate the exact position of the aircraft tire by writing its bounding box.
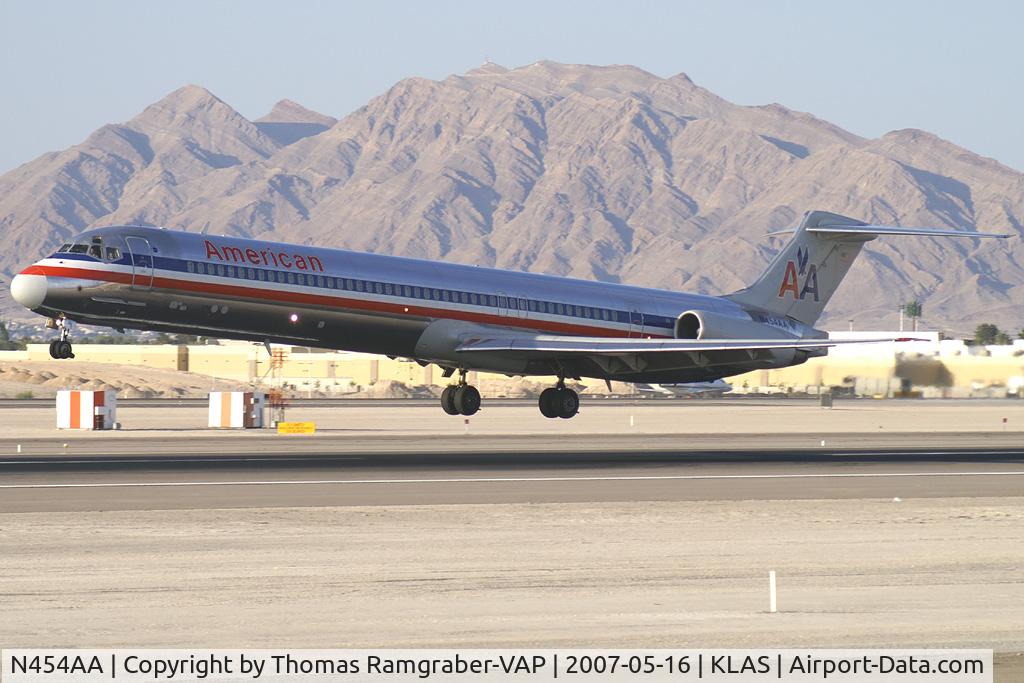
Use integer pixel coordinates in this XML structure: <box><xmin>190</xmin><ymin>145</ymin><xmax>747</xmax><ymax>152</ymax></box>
<box><xmin>556</xmin><ymin>388</ymin><xmax>579</xmax><ymax>419</ymax></box>
<box><xmin>48</xmin><ymin>340</ymin><xmax>59</xmax><ymax>359</ymax></box>
<box><xmin>57</xmin><ymin>341</ymin><xmax>74</xmax><ymax>359</ymax></box>
<box><xmin>440</xmin><ymin>386</ymin><xmax>460</xmax><ymax>415</ymax></box>
<box><xmin>538</xmin><ymin>388</ymin><xmax>560</xmax><ymax>418</ymax></box>
<box><xmin>454</xmin><ymin>385</ymin><xmax>481</xmax><ymax>416</ymax></box>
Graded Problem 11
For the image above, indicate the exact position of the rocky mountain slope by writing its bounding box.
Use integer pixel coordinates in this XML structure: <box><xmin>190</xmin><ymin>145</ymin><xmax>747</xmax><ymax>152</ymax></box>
<box><xmin>2</xmin><ymin>62</ymin><xmax>1021</xmax><ymax>332</ymax></box>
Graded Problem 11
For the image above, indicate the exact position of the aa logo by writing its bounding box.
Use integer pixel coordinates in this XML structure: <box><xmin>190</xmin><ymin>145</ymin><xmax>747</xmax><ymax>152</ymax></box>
<box><xmin>777</xmin><ymin>246</ymin><xmax>819</xmax><ymax>301</ymax></box>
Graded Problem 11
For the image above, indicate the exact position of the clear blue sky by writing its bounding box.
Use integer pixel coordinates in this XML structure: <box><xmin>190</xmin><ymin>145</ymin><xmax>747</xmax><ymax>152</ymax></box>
<box><xmin>1</xmin><ymin>0</ymin><xmax>1021</xmax><ymax>173</ymax></box>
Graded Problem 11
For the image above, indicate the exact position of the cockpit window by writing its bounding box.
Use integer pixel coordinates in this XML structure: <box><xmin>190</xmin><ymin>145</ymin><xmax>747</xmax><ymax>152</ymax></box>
<box><xmin>58</xmin><ymin>243</ymin><xmax>72</xmax><ymax>252</ymax></box>
<box><xmin>69</xmin><ymin>244</ymin><xmax>89</xmax><ymax>254</ymax></box>
<box><xmin>106</xmin><ymin>247</ymin><xmax>121</xmax><ymax>261</ymax></box>
<box><xmin>88</xmin><ymin>244</ymin><xmax>102</xmax><ymax>259</ymax></box>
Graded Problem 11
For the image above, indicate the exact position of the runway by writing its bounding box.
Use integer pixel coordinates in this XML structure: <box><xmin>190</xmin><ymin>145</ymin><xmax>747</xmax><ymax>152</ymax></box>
<box><xmin>3</xmin><ymin>402</ymin><xmax>1022</xmax><ymax>668</ymax></box>
<box><xmin>2</xmin><ymin>447</ymin><xmax>1023</xmax><ymax>512</ymax></box>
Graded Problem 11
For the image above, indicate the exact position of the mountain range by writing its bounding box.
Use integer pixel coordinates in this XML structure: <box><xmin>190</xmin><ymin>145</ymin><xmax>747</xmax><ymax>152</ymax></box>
<box><xmin>2</xmin><ymin>61</ymin><xmax>1021</xmax><ymax>333</ymax></box>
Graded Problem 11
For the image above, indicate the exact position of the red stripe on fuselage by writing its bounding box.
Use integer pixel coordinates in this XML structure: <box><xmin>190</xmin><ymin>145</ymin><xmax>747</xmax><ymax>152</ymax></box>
<box><xmin>31</xmin><ymin>264</ymin><xmax>668</xmax><ymax>339</ymax></box>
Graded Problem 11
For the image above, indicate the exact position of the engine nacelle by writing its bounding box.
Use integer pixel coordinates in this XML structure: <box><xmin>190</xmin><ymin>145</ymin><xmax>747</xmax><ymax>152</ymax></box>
<box><xmin>675</xmin><ymin>309</ymin><xmax>794</xmax><ymax>341</ymax></box>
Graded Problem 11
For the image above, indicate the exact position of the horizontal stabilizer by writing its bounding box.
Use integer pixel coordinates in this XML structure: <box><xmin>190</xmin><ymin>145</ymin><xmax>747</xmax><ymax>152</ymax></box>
<box><xmin>768</xmin><ymin>225</ymin><xmax>1012</xmax><ymax>238</ymax></box>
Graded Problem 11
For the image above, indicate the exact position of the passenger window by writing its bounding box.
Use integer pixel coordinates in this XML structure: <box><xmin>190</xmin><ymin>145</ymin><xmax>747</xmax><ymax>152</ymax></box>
<box><xmin>217</xmin><ymin>265</ymin><xmax>225</xmax><ymax>276</ymax></box>
<box><xmin>187</xmin><ymin>262</ymin><xmax>194</xmax><ymax>273</ymax></box>
<box><xmin>443</xmin><ymin>291</ymin><xmax>450</xmax><ymax>301</ymax></box>
<box><xmin>470</xmin><ymin>293</ymin><xmax>479</xmax><ymax>305</ymax></box>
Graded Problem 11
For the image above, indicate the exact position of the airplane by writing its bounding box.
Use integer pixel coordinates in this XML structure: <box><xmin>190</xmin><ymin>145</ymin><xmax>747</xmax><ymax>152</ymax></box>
<box><xmin>638</xmin><ymin>379</ymin><xmax>732</xmax><ymax>397</ymax></box>
<box><xmin>9</xmin><ymin>210</ymin><xmax>1009</xmax><ymax>419</ymax></box>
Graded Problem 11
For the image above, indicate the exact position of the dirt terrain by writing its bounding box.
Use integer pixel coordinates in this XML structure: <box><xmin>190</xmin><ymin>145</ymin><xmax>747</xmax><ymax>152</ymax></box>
<box><xmin>0</xmin><ymin>360</ymin><xmax>252</xmax><ymax>398</ymax></box>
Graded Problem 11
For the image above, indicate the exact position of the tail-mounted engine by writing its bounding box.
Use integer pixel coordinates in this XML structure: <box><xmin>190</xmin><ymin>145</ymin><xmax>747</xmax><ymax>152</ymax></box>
<box><xmin>675</xmin><ymin>309</ymin><xmax>793</xmax><ymax>341</ymax></box>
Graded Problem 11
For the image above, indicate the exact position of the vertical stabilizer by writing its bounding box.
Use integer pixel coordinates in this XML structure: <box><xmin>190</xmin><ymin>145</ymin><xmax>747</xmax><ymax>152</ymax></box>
<box><xmin>727</xmin><ymin>211</ymin><xmax>874</xmax><ymax>326</ymax></box>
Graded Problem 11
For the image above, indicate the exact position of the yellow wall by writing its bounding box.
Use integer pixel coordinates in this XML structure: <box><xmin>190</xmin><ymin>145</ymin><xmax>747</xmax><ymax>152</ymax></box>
<box><xmin>14</xmin><ymin>342</ymin><xmax>1024</xmax><ymax>395</ymax></box>
<box><xmin>25</xmin><ymin>344</ymin><xmax>186</xmax><ymax>370</ymax></box>
<box><xmin>944</xmin><ymin>355</ymin><xmax>1024</xmax><ymax>387</ymax></box>
<box><xmin>728</xmin><ymin>355</ymin><xmax>897</xmax><ymax>391</ymax></box>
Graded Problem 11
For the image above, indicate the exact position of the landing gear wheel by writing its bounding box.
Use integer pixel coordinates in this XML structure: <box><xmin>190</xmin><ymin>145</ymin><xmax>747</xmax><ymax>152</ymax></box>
<box><xmin>555</xmin><ymin>388</ymin><xmax>579</xmax><ymax>419</ymax></box>
<box><xmin>538</xmin><ymin>388</ymin><xmax>560</xmax><ymax>418</ymax></box>
<box><xmin>48</xmin><ymin>340</ymin><xmax>59</xmax><ymax>359</ymax></box>
<box><xmin>453</xmin><ymin>385</ymin><xmax>481</xmax><ymax>416</ymax></box>
<box><xmin>57</xmin><ymin>340</ymin><xmax>74</xmax><ymax>359</ymax></box>
<box><xmin>440</xmin><ymin>386</ymin><xmax>460</xmax><ymax>415</ymax></box>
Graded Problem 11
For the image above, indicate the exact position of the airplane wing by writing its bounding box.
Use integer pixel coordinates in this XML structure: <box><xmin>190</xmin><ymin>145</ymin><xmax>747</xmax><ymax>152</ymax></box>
<box><xmin>455</xmin><ymin>333</ymin><xmax>919</xmax><ymax>376</ymax></box>
<box><xmin>455</xmin><ymin>334</ymin><xmax>914</xmax><ymax>356</ymax></box>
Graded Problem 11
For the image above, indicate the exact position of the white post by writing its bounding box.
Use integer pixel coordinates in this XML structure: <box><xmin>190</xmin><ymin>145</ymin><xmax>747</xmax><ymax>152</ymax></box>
<box><xmin>769</xmin><ymin>570</ymin><xmax>777</xmax><ymax>613</ymax></box>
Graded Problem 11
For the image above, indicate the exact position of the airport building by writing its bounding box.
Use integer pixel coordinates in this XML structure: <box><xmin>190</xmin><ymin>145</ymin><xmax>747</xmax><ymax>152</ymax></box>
<box><xmin>2</xmin><ymin>331</ymin><xmax>1023</xmax><ymax>398</ymax></box>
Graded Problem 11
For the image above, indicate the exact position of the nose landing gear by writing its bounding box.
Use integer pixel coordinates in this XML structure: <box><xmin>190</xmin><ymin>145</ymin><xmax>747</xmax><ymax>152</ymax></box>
<box><xmin>440</xmin><ymin>369</ymin><xmax>481</xmax><ymax>416</ymax></box>
<box><xmin>47</xmin><ymin>317</ymin><xmax>74</xmax><ymax>359</ymax></box>
<box><xmin>538</xmin><ymin>378</ymin><xmax>579</xmax><ymax>419</ymax></box>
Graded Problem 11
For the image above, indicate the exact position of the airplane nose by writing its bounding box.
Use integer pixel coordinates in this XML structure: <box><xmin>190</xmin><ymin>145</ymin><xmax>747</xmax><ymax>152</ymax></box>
<box><xmin>10</xmin><ymin>273</ymin><xmax>48</xmax><ymax>310</ymax></box>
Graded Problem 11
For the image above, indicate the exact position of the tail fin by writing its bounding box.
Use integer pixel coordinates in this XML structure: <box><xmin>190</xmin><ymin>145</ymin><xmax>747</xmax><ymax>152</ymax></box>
<box><xmin>727</xmin><ymin>210</ymin><xmax>1010</xmax><ymax>326</ymax></box>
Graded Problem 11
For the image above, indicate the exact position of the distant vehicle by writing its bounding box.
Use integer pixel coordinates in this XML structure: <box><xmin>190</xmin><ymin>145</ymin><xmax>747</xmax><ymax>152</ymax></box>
<box><xmin>638</xmin><ymin>380</ymin><xmax>732</xmax><ymax>398</ymax></box>
<box><xmin>10</xmin><ymin>210</ymin><xmax>1008</xmax><ymax>418</ymax></box>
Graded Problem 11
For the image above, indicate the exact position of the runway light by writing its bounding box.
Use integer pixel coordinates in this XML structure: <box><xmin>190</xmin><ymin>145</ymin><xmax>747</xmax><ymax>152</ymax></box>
<box><xmin>289</xmin><ymin>313</ymin><xmax>299</xmax><ymax>323</ymax></box>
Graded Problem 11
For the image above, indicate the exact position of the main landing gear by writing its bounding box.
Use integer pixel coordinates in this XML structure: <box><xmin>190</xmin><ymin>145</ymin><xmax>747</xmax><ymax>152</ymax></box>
<box><xmin>47</xmin><ymin>318</ymin><xmax>74</xmax><ymax>359</ymax></box>
<box><xmin>538</xmin><ymin>378</ymin><xmax>579</xmax><ymax>419</ymax></box>
<box><xmin>440</xmin><ymin>369</ymin><xmax>481</xmax><ymax>416</ymax></box>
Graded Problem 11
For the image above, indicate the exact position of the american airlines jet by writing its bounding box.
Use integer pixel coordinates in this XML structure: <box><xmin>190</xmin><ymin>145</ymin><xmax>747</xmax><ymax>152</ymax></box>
<box><xmin>9</xmin><ymin>210</ymin><xmax>1008</xmax><ymax>419</ymax></box>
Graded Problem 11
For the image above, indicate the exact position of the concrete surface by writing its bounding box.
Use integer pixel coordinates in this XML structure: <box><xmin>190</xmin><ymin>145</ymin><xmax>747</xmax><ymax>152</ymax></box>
<box><xmin>2</xmin><ymin>500</ymin><xmax>1022</xmax><ymax>651</ymax></box>
<box><xmin>2</xmin><ymin>448</ymin><xmax>1024</xmax><ymax>512</ymax></box>
<box><xmin>0</xmin><ymin>401</ymin><xmax>1021</xmax><ymax>680</ymax></box>
<box><xmin>1</xmin><ymin>399</ymin><xmax>1022</xmax><ymax>458</ymax></box>
<box><xmin>2</xmin><ymin>399</ymin><xmax>1023</xmax><ymax>440</ymax></box>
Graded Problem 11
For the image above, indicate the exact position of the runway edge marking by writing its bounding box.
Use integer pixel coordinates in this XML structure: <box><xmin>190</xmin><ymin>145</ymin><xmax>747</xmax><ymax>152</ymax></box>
<box><xmin>3</xmin><ymin>470</ymin><xmax>1024</xmax><ymax>489</ymax></box>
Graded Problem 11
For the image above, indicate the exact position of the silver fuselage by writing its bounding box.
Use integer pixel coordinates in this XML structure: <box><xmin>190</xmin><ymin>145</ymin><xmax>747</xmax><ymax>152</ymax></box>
<box><xmin>13</xmin><ymin>226</ymin><xmax>815</xmax><ymax>382</ymax></box>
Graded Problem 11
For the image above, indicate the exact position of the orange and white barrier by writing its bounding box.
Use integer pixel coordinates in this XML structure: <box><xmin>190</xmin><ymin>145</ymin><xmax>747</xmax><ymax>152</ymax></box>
<box><xmin>209</xmin><ymin>391</ymin><xmax>266</xmax><ymax>429</ymax></box>
<box><xmin>56</xmin><ymin>390</ymin><xmax>117</xmax><ymax>430</ymax></box>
